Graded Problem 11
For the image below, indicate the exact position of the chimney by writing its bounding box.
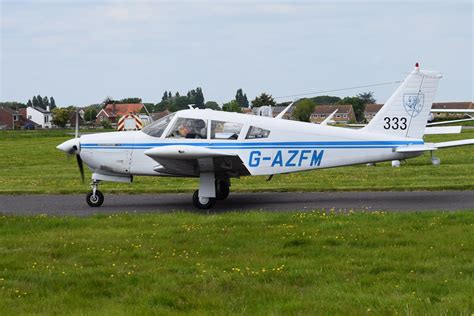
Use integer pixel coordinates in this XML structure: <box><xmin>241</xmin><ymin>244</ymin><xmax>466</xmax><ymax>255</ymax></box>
<box><xmin>112</xmin><ymin>103</ymin><xmax>116</xmax><ymax>115</ymax></box>
<box><xmin>46</xmin><ymin>105</ymin><xmax>50</xmax><ymax>112</ymax></box>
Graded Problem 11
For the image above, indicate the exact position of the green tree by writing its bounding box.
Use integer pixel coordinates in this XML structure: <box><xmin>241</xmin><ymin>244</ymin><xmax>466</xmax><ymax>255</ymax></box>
<box><xmin>204</xmin><ymin>101</ymin><xmax>220</xmax><ymax>110</ymax></box>
<box><xmin>195</xmin><ymin>87</ymin><xmax>205</xmax><ymax>108</ymax></box>
<box><xmin>142</xmin><ymin>103</ymin><xmax>155</xmax><ymax>113</ymax></box>
<box><xmin>37</xmin><ymin>95</ymin><xmax>44</xmax><ymax>109</ymax></box>
<box><xmin>120</xmin><ymin>97</ymin><xmax>142</xmax><ymax>104</ymax></box>
<box><xmin>101</xmin><ymin>119</ymin><xmax>112</xmax><ymax>129</ymax></box>
<box><xmin>84</xmin><ymin>108</ymin><xmax>98</xmax><ymax>122</ymax></box>
<box><xmin>27</xmin><ymin>99</ymin><xmax>33</xmax><ymax>108</ymax></box>
<box><xmin>357</xmin><ymin>91</ymin><xmax>376</xmax><ymax>104</ymax></box>
<box><xmin>49</xmin><ymin>97</ymin><xmax>56</xmax><ymax>109</ymax></box>
<box><xmin>310</xmin><ymin>95</ymin><xmax>341</xmax><ymax>104</ymax></box>
<box><xmin>235</xmin><ymin>89</ymin><xmax>249</xmax><ymax>108</ymax></box>
<box><xmin>0</xmin><ymin>101</ymin><xmax>26</xmax><ymax>110</ymax></box>
<box><xmin>162</xmin><ymin>91</ymin><xmax>169</xmax><ymax>102</ymax></box>
<box><xmin>337</xmin><ymin>97</ymin><xmax>365</xmax><ymax>123</ymax></box>
<box><xmin>222</xmin><ymin>100</ymin><xmax>242</xmax><ymax>113</ymax></box>
<box><xmin>51</xmin><ymin>108</ymin><xmax>72</xmax><ymax>127</ymax></box>
<box><xmin>43</xmin><ymin>96</ymin><xmax>49</xmax><ymax>108</ymax></box>
<box><xmin>252</xmin><ymin>93</ymin><xmax>276</xmax><ymax>108</ymax></box>
<box><xmin>32</xmin><ymin>96</ymin><xmax>38</xmax><ymax>108</ymax></box>
<box><xmin>103</xmin><ymin>96</ymin><xmax>117</xmax><ymax>105</ymax></box>
<box><xmin>292</xmin><ymin>99</ymin><xmax>316</xmax><ymax>122</ymax></box>
<box><xmin>186</xmin><ymin>87</ymin><xmax>205</xmax><ymax>108</ymax></box>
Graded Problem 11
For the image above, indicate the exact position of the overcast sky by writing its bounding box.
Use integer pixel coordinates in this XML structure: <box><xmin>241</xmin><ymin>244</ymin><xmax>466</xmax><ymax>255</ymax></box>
<box><xmin>1</xmin><ymin>0</ymin><xmax>472</xmax><ymax>107</ymax></box>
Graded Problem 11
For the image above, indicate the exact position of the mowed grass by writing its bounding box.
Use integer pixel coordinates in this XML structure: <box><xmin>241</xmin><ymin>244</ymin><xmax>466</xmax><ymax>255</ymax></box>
<box><xmin>0</xmin><ymin>211</ymin><xmax>472</xmax><ymax>315</ymax></box>
<box><xmin>0</xmin><ymin>129</ymin><xmax>473</xmax><ymax>194</ymax></box>
<box><xmin>0</xmin><ymin>211</ymin><xmax>474</xmax><ymax>315</ymax></box>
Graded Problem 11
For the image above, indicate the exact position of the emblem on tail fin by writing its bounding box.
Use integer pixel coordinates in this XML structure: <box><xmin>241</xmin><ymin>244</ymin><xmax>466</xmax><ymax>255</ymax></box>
<box><xmin>403</xmin><ymin>93</ymin><xmax>424</xmax><ymax>117</ymax></box>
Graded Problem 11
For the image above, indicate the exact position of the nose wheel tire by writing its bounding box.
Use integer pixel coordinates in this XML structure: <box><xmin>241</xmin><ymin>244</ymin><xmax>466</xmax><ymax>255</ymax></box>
<box><xmin>192</xmin><ymin>190</ymin><xmax>215</xmax><ymax>209</ymax></box>
<box><xmin>86</xmin><ymin>190</ymin><xmax>104</xmax><ymax>207</ymax></box>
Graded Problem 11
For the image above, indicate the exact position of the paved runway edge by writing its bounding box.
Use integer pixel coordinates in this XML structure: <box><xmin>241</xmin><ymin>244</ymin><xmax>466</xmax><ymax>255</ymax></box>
<box><xmin>1</xmin><ymin>191</ymin><xmax>473</xmax><ymax>216</ymax></box>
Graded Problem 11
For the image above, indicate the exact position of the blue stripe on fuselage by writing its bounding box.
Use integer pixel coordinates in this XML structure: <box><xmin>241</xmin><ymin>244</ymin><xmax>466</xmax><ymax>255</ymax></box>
<box><xmin>80</xmin><ymin>140</ymin><xmax>424</xmax><ymax>150</ymax></box>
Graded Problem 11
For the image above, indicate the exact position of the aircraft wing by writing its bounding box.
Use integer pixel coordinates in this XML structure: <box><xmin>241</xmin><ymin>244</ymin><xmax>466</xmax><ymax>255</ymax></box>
<box><xmin>396</xmin><ymin>139</ymin><xmax>474</xmax><ymax>153</ymax></box>
<box><xmin>144</xmin><ymin>145</ymin><xmax>250</xmax><ymax>177</ymax></box>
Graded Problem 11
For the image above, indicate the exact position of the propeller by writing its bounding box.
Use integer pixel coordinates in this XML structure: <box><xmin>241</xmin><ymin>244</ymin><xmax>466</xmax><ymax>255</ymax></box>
<box><xmin>76</xmin><ymin>153</ymin><xmax>84</xmax><ymax>183</ymax></box>
<box><xmin>57</xmin><ymin>109</ymin><xmax>84</xmax><ymax>183</ymax></box>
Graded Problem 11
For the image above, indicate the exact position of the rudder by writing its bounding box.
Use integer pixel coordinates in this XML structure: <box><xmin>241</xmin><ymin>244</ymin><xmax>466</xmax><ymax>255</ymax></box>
<box><xmin>364</xmin><ymin>63</ymin><xmax>442</xmax><ymax>138</ymax></box>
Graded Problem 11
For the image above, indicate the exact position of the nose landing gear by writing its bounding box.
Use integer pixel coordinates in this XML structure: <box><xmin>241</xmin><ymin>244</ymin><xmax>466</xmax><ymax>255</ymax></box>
<box><xmin>86</xmin><ymin>180</ymin><xmax>104</xmax><ymax>207</ymax></box>
<box><xmin>192</xmin><ymin>190</ymin><xmax>216</xmax><ymax>209</ymax></box>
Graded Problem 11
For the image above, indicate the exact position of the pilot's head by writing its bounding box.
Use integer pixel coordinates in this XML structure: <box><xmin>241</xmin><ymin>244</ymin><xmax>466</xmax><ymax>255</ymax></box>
<box><xmin>178</xmin><ymin>125</ymin><xmax>189</xmax><ymax>137</ymax></box>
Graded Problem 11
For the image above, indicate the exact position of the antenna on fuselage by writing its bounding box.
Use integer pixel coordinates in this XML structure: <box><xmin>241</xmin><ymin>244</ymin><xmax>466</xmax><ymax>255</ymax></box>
<box><xmin>275</xmin><ymin>101</ymin><xmax>294</xmax><ymax>119</ymax></box>
<box><xmin>188</xmin><ymin>104</ymin><xmax>197</xmax><ymax>109</ymax></box>
<box><xmin>320</xmin><ymin>109</ymin><xmax>338</xmax><ymax>125</ymax></box>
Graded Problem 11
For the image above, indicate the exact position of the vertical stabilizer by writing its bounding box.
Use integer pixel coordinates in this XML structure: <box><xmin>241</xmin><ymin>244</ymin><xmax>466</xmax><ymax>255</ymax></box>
<box><xmin>364</xmin><ymin>63</ymin><xmax>442</xmax><ymax>138</ymax></box>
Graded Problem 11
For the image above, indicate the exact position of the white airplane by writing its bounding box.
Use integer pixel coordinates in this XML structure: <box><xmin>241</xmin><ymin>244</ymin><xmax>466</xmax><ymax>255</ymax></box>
<box><xmin>57</xmin><ymin>63</ymin><xmax>474</xmax><ymax>209</ymax></box>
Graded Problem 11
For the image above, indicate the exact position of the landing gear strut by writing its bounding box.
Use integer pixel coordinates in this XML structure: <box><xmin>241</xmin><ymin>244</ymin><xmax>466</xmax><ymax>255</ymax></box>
<box><xmin>86</xmin><ymin>180</ymin><xmax>104</xmax><ymax>207</ymax></box>
<box><xmin>192</xmin><ymin>175</ymin><xmax>231</xmax><ymax>209</ymax></box>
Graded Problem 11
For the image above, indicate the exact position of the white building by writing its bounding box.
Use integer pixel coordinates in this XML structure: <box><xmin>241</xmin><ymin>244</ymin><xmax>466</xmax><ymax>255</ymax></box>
<box><xmin>26</xmin><ymin>106</ymin><xmax>53</xmax><ymax>128</ymax></box>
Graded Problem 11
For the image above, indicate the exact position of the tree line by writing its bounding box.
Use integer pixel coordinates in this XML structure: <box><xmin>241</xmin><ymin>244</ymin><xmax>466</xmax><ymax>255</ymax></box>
<box><xmin>1</xmin><ymin>88</ymin><xmax>377</xmax><ymax>127</ymax></box>
<box><xmin>27</xmin><ymin>95</ymin><xmax>57</xmax><ymax>110</ymax></box>
<box><xmin>291</xmin><ymin>92</ymin><xmax>376</xmax><ymax>123</ymax></box>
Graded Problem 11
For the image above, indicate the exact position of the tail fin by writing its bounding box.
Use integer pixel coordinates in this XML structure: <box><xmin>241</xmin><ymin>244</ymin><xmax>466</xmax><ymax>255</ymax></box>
<box><xmin>364</xmin><ymin>63</ymin><xmax>442</xmax><ymax>138</ymax></box>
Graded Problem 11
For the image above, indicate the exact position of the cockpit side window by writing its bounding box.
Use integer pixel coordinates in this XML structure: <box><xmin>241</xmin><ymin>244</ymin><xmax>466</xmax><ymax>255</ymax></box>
<box><xmin>211</xmin><ymin>121</ymin><xmax>243</xmax><ymax>140</ymax></box>
<box><xmin>141</xmin><ymin>113</ymin><xmax>175</xmax><ymax>138</ymax></box>
<box><xmin>246</xmin><ymin>126</ymin><xmax>270</xmax><ymax>139</ymax></box>
<box><xmin>167</xmin><ymin>117</ymin><xmax>208</xmax><ymax>139</ymax></box>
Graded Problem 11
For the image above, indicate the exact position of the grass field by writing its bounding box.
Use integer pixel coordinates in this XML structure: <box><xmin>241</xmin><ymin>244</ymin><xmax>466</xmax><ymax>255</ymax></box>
<box><xmin>0</xmin><ymin>211</ymin><xmax>472</xmax><ymax>315</ymax></box>
<box><xmin>0</xmin><ymin>129</ymin><xmax>473</xmax><ymax>194</ymax></box>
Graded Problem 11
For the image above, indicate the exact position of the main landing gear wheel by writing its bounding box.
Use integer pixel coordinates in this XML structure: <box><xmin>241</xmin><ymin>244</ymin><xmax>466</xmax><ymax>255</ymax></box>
<box><xmin>86</xmin><ymin>190</ymin><xmax>104</xmax><ymax>207</ymax></box>
<box><xmin>192</xmin><ymin>190</ymin><xmax>215</xmax><ymax>209</ymax></box>
<box><xmin>216</xmin><ymin>180</ymin><xmax>230</xmax><ymax>200</ymax></box>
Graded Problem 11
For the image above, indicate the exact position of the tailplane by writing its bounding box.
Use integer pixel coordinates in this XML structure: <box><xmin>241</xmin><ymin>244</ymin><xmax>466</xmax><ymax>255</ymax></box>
<box><xmin>364</xmin><ymin>63</ymin><xmax>442</xmax><ymax>138</ymax></box>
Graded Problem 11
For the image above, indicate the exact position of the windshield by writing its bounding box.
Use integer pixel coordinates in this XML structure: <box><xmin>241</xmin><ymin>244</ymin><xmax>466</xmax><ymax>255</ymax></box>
<box><xmin>142</xmin><ymin>113</ymin><xmax>176</xmax><ymax>138</ymax></box>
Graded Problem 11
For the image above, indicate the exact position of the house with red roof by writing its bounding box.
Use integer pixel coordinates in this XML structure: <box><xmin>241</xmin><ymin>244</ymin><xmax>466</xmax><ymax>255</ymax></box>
<box><xmin>96</xmin><ymin>103</ymin><xmax>144</xmax><ymax>125</ymax></box>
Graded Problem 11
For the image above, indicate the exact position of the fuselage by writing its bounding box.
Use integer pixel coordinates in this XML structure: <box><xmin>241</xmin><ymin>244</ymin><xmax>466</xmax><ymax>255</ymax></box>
<box><xmin>78</xmin><ymin>109</ymin><xmax>423</xmax><ymax>178</ymax></box>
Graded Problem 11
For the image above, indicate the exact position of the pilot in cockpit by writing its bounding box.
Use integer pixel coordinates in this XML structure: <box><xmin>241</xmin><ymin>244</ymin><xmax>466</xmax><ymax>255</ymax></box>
<box><xmin>178</xmin><ymin>119</ymin><xmax>206</xmax><ymax>139</ymax></box>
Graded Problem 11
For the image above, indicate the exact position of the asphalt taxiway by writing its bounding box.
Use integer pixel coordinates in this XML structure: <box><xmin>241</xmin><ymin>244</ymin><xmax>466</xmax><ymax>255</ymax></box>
<box><xmin>0</xmin><ymin>191</ymin><xmax>472</xmax><ymax>216</ymax></box>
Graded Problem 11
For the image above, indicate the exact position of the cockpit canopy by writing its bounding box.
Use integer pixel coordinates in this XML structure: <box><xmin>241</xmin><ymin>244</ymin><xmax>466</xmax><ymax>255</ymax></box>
<box><xmin>142</xmin><ymin>111</ymin><xmax>271</xmax><ymax>140</ymax></box>
<box><xmin>141</xmin><ymin>113</ymin><xmax>176</xmax><ymax>137</ymax></box>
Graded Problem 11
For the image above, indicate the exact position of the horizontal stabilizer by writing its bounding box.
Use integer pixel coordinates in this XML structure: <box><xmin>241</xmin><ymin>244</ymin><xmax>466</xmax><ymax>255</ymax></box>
<box><xmin>144</xmin><ymin>145</ymin><xmax>235</xmax><ymax>160</ymax></box>
<box><xmin>430</xmin><ymin>109</ymin><xmax>474</xmax><ymax>113</ymax></box>
<box><xmin>396</xmin><ymin>144</ymin><xmax>437</xmax><ymax>153</ymax></box>
<box><xmin>396</xmin><ymin>138</ymin><xmax>474</xmax><ymax>153</ymax></box>
<box><xmin>424</xmin><ymin>126</ymin><xmax>462</xmax><ymax>135</ymax></box>
<box><xmin>432</xmin><ymin>139</ymin><xmax>474</xmax><ymax>148</ymax></box>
